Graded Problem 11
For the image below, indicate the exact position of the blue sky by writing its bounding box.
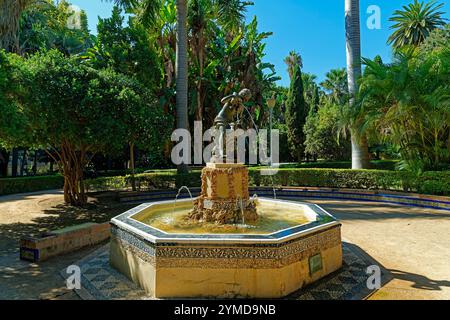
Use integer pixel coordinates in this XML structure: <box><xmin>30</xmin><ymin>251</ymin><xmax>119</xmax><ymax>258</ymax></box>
<box><xmin>69</xmin><ymin>0</ymin><xmax>450</xmax><ymax>86</ymax></box>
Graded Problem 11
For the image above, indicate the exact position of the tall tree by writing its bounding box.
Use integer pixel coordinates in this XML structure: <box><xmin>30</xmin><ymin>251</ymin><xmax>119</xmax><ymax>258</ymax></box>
<box><xmin>285</xmin><ymin>62</ymin><xmax>307</xmax><ymax>162</ymax></box>
<box><xmin>113</xmin><ymin>0</ymin><xmax>188</xmax><ymax>172</ymax></box>
<box><xmin>11</xmin><ymin>50</ymin><xmax>169</xmax><ymax>205</ymax></box>
<box><xmin>359</xmin><ymin>47</ymin><xmax>450</xmax><ymax>171</ymax></box>
<box><xmin>284</xmin><ymin>50</ymin><xmax>302</xmax><ymax>81</ymax></box>
<box><xmin>175</xmin><ymin>0</ymin><xmax>189</xmax><ymax>172</ymax></box>
<box><xmin>320</xmin><ymin>68</ymin><xmax>348</xmax><ymax>105</ymax></box>
<box><xmin>345</xmin><ymin>0</ymin><xmax>370</xmax><ymax>169</ymax></box>
<box><xmin>388</xmin><ymin>0</ymin><xmax>447</xmax><ymax>49</ymax></box>
<box><xmin>19</xmin><ymin>0</ymin><xmax>92</xmax><ymax>55</ymax></box>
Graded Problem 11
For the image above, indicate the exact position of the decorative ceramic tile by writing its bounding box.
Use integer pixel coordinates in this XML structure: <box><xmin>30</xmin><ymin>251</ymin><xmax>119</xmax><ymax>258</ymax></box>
<box><xmin>110</xmin><ymin>225</ymin><xmax>341</xmax><ymax>269</ymax></box>
<box><xmin>63</xmin><ymin>242</ymin><xmax>384</xmax><ymax>300</ymax></box>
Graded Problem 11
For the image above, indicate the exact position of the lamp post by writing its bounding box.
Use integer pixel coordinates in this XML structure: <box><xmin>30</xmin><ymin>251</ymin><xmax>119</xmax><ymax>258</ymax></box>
<box><xmin>266</xmin><ymin>95</ymin><xmax>276</xmax><ymax>167</ymax></box>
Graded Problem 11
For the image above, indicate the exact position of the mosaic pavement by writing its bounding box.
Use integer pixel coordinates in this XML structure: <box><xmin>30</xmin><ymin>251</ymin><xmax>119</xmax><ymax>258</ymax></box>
<box><xmin>61</xmin><ymin>242</ymin><xmax>389</xmax><ymax>300</ymax></box>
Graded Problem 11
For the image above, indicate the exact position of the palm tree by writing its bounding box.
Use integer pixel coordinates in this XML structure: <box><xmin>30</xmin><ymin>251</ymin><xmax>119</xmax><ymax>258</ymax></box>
<box><xmin>320</xmin><ymin>68</ymin><xmax>348</xmax><ymax>105</ymax></box>
<box><xmin>388</xmin><ymin>0</ymin><xmax>447</xmax><ymax>49</ymax></box>
<box><xmin>345</xmin><ymin>0</ymin><xmax>370</xmax><ymax>169</ymax></box>
<box><xmin>359</xmin><ymin>50</ymin><xmax>450</xmax><ymax>171</ymax></box>
<box><xmin>112</xmin><ymin>0</ymin><xmax>189</xmax><ymax>171</ymax></box>
<box><xmin>113</xmin><ymin>0</ymin><xmax>247</xmax><ymax>172</ymax></box>
<box><xmin>284</xmin><ymin>51</ymin><xmax>302</xmax><ymax>81</ymax></box>
<box><xmin>175</xmin><ymin>0</ymin><xmax>189</xmax><ymax>173</ymax></box>
<box><xmin>302</xmin><ymin>73</ymin><xmax>320</xmax><ymax>113</ymax></box>
<box><xmin>188</xmin><ymin>0</ymin><xmax>248</xmax><ymax>122</ymax></box>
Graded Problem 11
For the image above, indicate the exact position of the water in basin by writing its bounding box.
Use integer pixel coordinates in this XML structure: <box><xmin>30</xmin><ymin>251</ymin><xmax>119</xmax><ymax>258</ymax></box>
<box><xmin>135</xmin><ymin>199</ymin><xmax>312</xmax><ymax>234</ymax></box>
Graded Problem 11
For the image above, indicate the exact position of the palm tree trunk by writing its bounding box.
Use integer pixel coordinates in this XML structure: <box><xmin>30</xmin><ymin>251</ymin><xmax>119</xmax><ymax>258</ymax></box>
<box><xmin>351</xmin><ymin>133</ymin><xmax>370</xmax><ymax>169</ymax></box>
<box><xmin>176</xmin><ymin>0</ymin><xmax>189</xmax><ymax>173</ymax></box>
<box><xmin>345</xmin><ymin>0</ymin><xmax>370</xmax><ymax>169</ymax></box>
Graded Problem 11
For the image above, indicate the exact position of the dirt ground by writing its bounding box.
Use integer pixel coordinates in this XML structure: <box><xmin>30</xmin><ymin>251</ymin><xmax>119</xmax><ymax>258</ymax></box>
<box><xmin>0</xmin><ymin>190</ymin><xmax>134</xmax><ymax>300</ymax></box>
<box><xmin>301</xmin><ymin>199</ymin><xmax>450</xmax><ymax>300</ymax></box>
<box><xmin>0</xmin><ymin>191</ymin><xmax>449</xmax><ymax>300</ymax></box>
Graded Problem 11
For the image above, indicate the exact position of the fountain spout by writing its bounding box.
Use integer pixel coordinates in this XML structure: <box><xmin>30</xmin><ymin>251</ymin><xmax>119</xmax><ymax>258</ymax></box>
<box><xmin>173</xmin><ymin>186</ymin><xmax>194</xmax><ymax>214</ymax></box>
<box><xmin>237</xmin><ymin>198</ymin><xmax>245</xmax><ymax>225</ymax></box>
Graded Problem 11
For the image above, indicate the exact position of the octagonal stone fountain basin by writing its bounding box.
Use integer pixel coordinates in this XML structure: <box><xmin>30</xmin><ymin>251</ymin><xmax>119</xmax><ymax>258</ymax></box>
<box><xmin>109</xmin><ymin>198</ymin><xmax>342</xmax><ymax>298</ymax></box>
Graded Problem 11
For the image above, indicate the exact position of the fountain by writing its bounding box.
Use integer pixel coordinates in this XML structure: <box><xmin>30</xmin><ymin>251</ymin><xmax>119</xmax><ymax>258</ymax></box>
<box><xmin>109</xmin><ymin>89</ymin><xmax>342</xmax><ymax>298</ymax></box>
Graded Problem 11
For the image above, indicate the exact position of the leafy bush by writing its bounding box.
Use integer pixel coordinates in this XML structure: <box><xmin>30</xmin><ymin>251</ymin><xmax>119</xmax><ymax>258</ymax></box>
<box><xmin>2</xmin><ymin>168</ymin><xmax>448</xmax><ymax>196</ymax></box>
<box><xmin>84</xmin><ymin>172</ymin><xmax>202</xmax><ymax>192</ymax></box>
<box><xmin>249</xmin><ymin>168</ymin><xmax>416</xmax><ymax>192</ymax></box>
<box><xmin>280</xmin><ymin>160</ymin><xmax>398</xmax><ymax>170</ymax></box>
<box><xmin>0</xmin><ymin>175</ymin><xmax>64</xmax><ymax>195</ymax></box>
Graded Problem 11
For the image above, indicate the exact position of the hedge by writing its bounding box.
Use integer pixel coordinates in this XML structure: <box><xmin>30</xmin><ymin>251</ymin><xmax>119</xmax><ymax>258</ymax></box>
<box><xmin>280</xmin><ymin>160</ymin><xmax>398</xmax><ymax>170</ymax></box>
<box><xmin>2</xmin><ymin>169</ymin><xmax>448</xmax><ymax>196</ymax></box>
<box><xmin>84</xmin><ymin>168</ymin><xmax>449</xmax><ymax>196</ymax></box>
<box><xmin>0</xmin><ymin>175</ymin><xmax>64</xmax><ymax>195</ymax></box>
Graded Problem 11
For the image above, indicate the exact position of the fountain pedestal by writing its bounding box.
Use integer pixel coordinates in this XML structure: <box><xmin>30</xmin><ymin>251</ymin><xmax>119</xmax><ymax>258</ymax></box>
<box><xmin>188</xmin><ymin>163</ymin><xmax>258</xmax><ymax>224</ymax></box>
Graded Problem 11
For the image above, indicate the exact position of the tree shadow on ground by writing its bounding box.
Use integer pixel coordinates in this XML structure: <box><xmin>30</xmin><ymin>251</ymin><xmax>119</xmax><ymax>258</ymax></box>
<box><xmin>0</xmin><ymin>192</ymin><xmax>134</xmax><ymax>256</ymax></box>
<box><xmin>389</xmin><ymin>269</ymin><xmax>450</xmax><ymax>291</ymax></box>
<box><xmin>290</xmin><ymin>198</ymin><xmax>450</xmax><ymax>221</ymax></box>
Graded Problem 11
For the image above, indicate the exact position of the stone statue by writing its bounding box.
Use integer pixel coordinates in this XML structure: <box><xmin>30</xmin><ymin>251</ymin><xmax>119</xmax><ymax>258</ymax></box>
<box><xmin>212</xmin><ymin>88</ymin><xmax>252</xmax><ymax>162</ymax></box>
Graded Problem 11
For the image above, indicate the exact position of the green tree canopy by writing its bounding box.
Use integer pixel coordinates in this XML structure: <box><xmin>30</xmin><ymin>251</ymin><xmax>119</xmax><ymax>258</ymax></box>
<box><xmin>359</xmin><ymin>46</ymin><xmax>450</xmax><ymax>171</ymax></box>
<box><xmin>285</xmin><ymin>63</ymin><xmax>308</xmax><ymax>162</ymax></box>
<box><xmin>388</xmin><ymin>0</ymin><xmax>447</xmax><ymax>49</ymax></box>
<box><xmin>3</xmin><ymin>50</ymin><xmax>170</xmax><ymax>205</ymax></box>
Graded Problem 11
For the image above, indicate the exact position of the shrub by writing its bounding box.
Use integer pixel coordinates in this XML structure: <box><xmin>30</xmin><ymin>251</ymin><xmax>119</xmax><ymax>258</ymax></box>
<box><xmin>84</xmin><ymin>171</ymin><xmax>202</xmax><ymax>192</ymax></box>
<box><xmin>2</xmin><ymin>168</ymin><xmax>448</xmax><ymax>196</ymax></box>
<box><xmin>249</xmin><ymin>168</ymin><xmax>417</xmax><ymax>192</ymax></box>
<box><xmin>280</xmin><ymin>160</ymin><xmax>398</xmax><ymax>170</ymax></box>
<box><xmin>417</xmin><ymin>171</ymin><xmax>450</xmax><ymax>195</ymax></box>
<box><xmin>0</xmin><ymin>175</ymin><xmax>64</xmax><ymax>195</ymax></box>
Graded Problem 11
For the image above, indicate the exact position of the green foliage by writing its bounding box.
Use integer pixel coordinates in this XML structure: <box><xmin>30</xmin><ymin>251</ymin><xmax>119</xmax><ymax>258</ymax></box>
<box><xmin>285</xmin><ymin>64</ymin><xmax>308</xmax><ymax>162</ymax></box>
<box><xmin>0</xmin><ymin>51</ymin><xmax>30</xmax><ymax>149</ymax></box>
<box><xmin>3</xmin><ymin>165</ymin><xmax>446</xmax><ymax>196</ymax></box>
<box><xmin>82</xmin><ymin>168</ymin><xmax>450</xmax><ymax>196</ymax></box>
<box><xmin>0</xmin><ymin>175</ymin><xmax>64</xmax><ymax>195</ymax></box>
<box><xmin>360</xmin><ymin>45</ymin><xmax>450</xmax><ymax>170</ymax></box>
<box><xmin>420</xmin><ymin>23</ymin><xmax>450</xmax><ymax>53</ymax></box>
<box><xmin>2</xmin><ymin>50</ymin><xmax>171</xmax><ymax>205</ymax></box>
<box><xmin>388</xmin><ymin>0</ymin><xmax>447</xmax><ymax>49</ymax></box>
<box><xmin>280</xmin><ymin>160</ymin><xmax>398</xmax><ymax>170</ymax></box>
<box><xmin>250</xmin><ymin>168</ymin><xmax>449</xmax><ymax>195</ymax></box>
<box><xmin>84</xmin><ymin>171</ymin><xmax>202</xmax><ymax>192</ymax></box>
<box><xmin>302</xmin><ymin>73</ymin><xmax>321</xmax><ymax>114</ymax></box>
<box><xmin>320</xmin><ymin>68</ymin><xmax>348</xmax><ymax>105</ymax></box>
<box><xmin>22</xmin><ymin>50</ymin><xmax>169</xmax><ymax>154</ymax></box>
<box><xmin>304</xmin><ymin>102</ymin><xmax>351</xmax><ymax>161</ymax></box>
<box><xmin>19</xmin><ymin>0</ymin><xmax>92</xmax><ymax>55</ymax></box>
<box><xmin>82</xmin><ymin>6</ymin><xmax>161</xmax><ymax>89</ymax></box>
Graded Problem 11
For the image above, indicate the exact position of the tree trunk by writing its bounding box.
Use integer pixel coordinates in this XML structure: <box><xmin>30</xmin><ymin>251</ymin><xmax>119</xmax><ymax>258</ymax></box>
<box><xmin>130</xmin><ymin>142</ymin><xmax>136</xmax><ymax>192</ymax></box>
<box><xmin>20</xmin><ymin>149</ymin><xmax>27</xmax><ymax>176</ymax></box>
<box><xmin>33</xmin><ymin>150</ymin><xmax>37</xmax><ymax>175</ymax></box>
<box><xmin>56</xmin><ymin>141</ymin><xmax>88</xmax><ymax>206</ymax></box>
<box><xmin>351</xmin><ymin>133</ymin><xmax>370</xmax><ymax>169</ymax></box>
<box><xmin>176</xmin><ymin>0</ymin><xmax>189</xmax><ymax>174</ymax></box>
<box><xmin>0</xmin><ymin>149</ymin><xmax>9</xmax><ymax>177</ymax></box>
<box><xmin>0</xmin><ymin>0</ymin><xmax>24</xmax><ymax>53</ymax></box>
<box><xmin>194</xmin><ymin>27</ymin><xmax>206</xmax><ymax>123</ymax></box>
<box><xmin>345</xmin><ymin>0</ymin><xmax>370</xmax><ymax>169</ymax></box>
<box><xmin>11</xmin><ymin>148</ymin><xmax>18</xmax><ymax>177</ymax></box>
